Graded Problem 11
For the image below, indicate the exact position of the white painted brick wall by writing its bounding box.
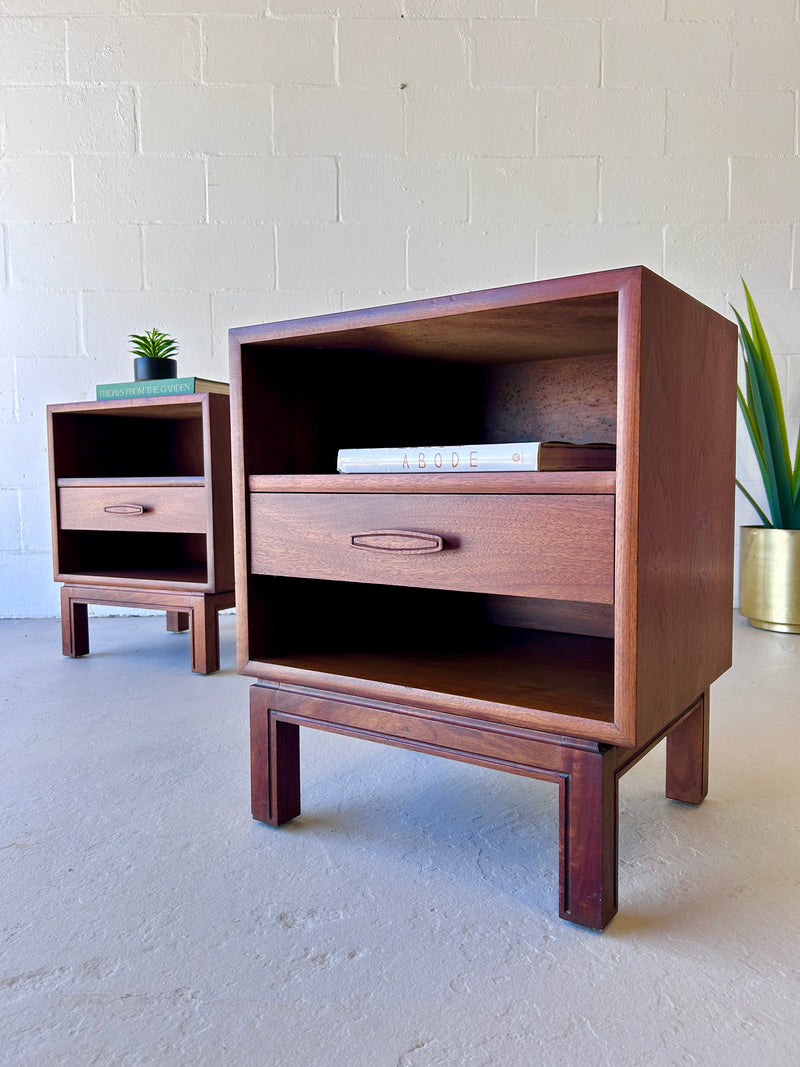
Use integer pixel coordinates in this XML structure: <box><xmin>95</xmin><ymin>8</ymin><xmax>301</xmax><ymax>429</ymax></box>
<box><xmin>2</xmin><ymin>4</ymin><xmax>800</xmax><ymax>615</ymax></box>
<box><xmin>205</xmin><ymin>17</ymin><xmax>336</xmax><ymax>85</ymax></box>
<box><xmin>537</xmin><ymin>89</ymin><xmax>666</xmax><ymax>156</ymax></box>
<box><xmin>731</xmin><ymin>158</ymin><xmax>800</xmax><ymax>221</ymax></box>
<box><xmin>340</xmin><ymin>157</ymin><xmax>468</xmax><ymax>223</ymax></box>
<box><xmin>74</xmin><ymin>155</ymin><xmax>207</xmax><ymax>223</ymax></box>
<box><xmin>208</xmin><ymin>156</ymin><xmax>338</xmax><ymax>222</ymax></box>
<box><xmin>0</xmin><ymin>157</ymin><xmax>74</xmax><ymax>223</ymax></box>
<box><xmin>667</xmin><ymin>91</ymin><xmax>795</xmax><ymax>156</ymax></box>
<box><xmin>9</xmin><ymin>224</ymin><xmax>143</xmax><ymax>290</ymax></box>
<box><xmin>471</xmin><ymin>19</ymin><xmax>600</xmax><ymax>89</ymax></box>
<box><xmin>83</xmin><ymin>290</ymin><xmax>213</xmax><ymax>372</ymax></box>
<box><xmin>407</xmin><ymin>88</ymin><xmax>536</xmax><ymax>155</ymax></box>
<box><xmin>143</xmin><ymin>222</ymin><xmax>276</xmax><ymax>290</ymax></box>
<box><xmin>69</xmin><ymin>16</ymin><xmax>201</xmax><ymax>84</ymax></box>
<box><xmin>601</xmin><ymin>157</ymin><xmax>728</xmax><ymax>224</ymax></box>
<box><xmin>277</xmin><ymin>222</ymin><xmax>406</xmax><ymax>290</ymax></box>
<box><xmin>275</xmin><ymin>87</ymin><xmax>404</xmax><ymax>154</ymax></box>
<box><xmin>604</xmin><ymin>21</ymin><xmax>733</xmax><ymax>91</ymax></box>
<box><xmin>471</xmin><ymin>158</ymin><xmax>598</xmax><ymax>225</ymax></box>
<box><xmin>140</xmin><ymin>86</ymin><xmax>272</xmax><ymax>154</ymax></box>
<box><xmin>339</xmin><ymin>18</ymin><xmax>469</xmax><ymax>87</ymax></box>
<box><xmin>538</xmin><ymin>223</ymin><xmax>665</xmax><ymax>280</ymax></box>
<box><xmin>0</xmin><ymin>490</ymin><xmax>22</xmax><ymax>553</ymax></box>
<box><xmin>4</xmin><ymin>86</ymin><xmax>136</xmax><ymax>153</ymax></box>
<box><xmin>408</xmin><ymin>223</ymin><xmax>536</xmax><ymax>293</ymax></box>
<box><xmin>0</xmin><ymin>18</ymin><xmax>66</xmax><ymax>83</ymax></box>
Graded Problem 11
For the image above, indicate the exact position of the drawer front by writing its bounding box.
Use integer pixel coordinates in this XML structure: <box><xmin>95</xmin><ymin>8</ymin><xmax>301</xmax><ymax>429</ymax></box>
<box><xmin>249</xmin><ymin>493</ymin><xmax>614</xmax><ymax>604</ymax></box>
<box><xmin>59</xmin><ymin>485</ymin><xmax>207</xmax><ymax>534</ymax></box>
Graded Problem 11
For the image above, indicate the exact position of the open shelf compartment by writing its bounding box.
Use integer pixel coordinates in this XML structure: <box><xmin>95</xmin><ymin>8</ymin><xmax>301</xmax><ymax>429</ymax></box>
<box><xmin>49</xmin><ymin>399</ymin><xmax>206</xmax><ymax>481</ymax></box>
<box><xmin>54</xmin><ymin>530</ymin><xmax>209</xmax><ymax>590</ymax></box>
<box><xmin>234</xmin><ymin>288</ymin><xmax>620</xmax><ymax>481</ymax></box>
<box><xmin>230</xmin><ymin>268</ymin><xmax>738</xmax><ymax>750</ymax></box>
<box><xmin>243</xmin><ymin>576</ymin><xmax>615</xmax><ymax>731</ymax></box>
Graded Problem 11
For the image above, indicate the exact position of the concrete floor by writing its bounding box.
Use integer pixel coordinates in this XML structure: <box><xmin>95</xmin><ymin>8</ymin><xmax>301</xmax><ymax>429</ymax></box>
<box><xmin>1</xmin><ymin>613</ymin><xmax>798</xmax><ymax>1066</ymax></box>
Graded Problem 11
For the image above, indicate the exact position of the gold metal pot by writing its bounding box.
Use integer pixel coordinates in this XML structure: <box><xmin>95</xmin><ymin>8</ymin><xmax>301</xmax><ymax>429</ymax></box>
<box><xmin>739</xmin><ymin>526</ymin><xmax>800</xmax><ymax>633</ymax></box>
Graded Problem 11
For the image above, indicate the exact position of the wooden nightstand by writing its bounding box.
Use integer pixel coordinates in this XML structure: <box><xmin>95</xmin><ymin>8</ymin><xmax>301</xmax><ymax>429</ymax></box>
<box><xmin>229</xmin><ymin>267</ymin><xmax>737</xmax><ymax>928</ymax></box>
<box><xmin>48</xmin><ymin>393</ymin><xmax>234</xmax><ymax>674</ymax></box>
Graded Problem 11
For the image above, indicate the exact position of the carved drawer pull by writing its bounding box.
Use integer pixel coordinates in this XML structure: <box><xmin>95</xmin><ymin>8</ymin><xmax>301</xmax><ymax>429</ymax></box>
<box><xmin>103</xmin><ymin>504</ymin><xmax>146</xmax><ymax>515</ymax></box>
<box><xmin>350</xmin><ymin>530</ymin><xmax>444</xmax><ymax>554</ymax></box>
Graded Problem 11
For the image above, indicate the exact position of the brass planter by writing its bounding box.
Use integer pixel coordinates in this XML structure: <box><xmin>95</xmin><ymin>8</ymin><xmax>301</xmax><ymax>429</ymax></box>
<box><xmin>739</xmin><ymin>526</ymin><xmax>800</xmax><ymax>633</ymax></box>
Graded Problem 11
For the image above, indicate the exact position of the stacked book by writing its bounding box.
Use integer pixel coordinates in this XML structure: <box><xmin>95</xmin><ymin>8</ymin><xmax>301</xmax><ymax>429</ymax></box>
<box><xmin>96</xmin><ymin>378</ymin><xmax>229</xmax><ymax>401</ymax></box>
<box><xmin>336</xmin><ymin>441</ymin><xmax>616</xmax><ymax>473</ymax></box>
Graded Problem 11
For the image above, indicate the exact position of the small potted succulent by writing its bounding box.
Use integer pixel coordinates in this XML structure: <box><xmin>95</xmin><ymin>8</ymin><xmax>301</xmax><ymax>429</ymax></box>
<box><xmin>734</xmin><ymin>282</ymin><xmax>800</xmax><ymax>633</ymax></box>
<box><xmin>130</xmin><ymin>328</ymin><xmax>179</xmax><ymax>381</ymax></box>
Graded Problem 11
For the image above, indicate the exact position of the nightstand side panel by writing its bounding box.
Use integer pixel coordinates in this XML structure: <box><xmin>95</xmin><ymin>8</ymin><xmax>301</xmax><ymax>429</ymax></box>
<box><xmin>635</xmin><ymin>270</ymin><xmax>738</xmax><ymax>744</ymax></box>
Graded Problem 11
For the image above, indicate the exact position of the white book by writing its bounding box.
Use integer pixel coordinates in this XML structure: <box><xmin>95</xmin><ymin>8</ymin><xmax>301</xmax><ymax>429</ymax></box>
<box><xmin>336</xmin><ymin>441</ymin><xmax>616</xmax><ymax>474</ymax></box>
<box><xmin>339</xmin><ymin>442</ymin><xmax>545</xmax><ymax>473</ymax></box>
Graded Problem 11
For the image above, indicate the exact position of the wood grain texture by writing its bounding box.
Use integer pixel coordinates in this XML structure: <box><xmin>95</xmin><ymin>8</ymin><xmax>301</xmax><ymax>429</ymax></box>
<box><xmin>233</xmin><ymin>268</ymin><xmax>735</xmax><ymax>927</ymax></box>
<box><xmin>248</xmin><ymin>471</ymin><xmax>616</xmax><ymax>494</ymax></box>
<box><xmin>250</xmin><ymin>685</ymin><xmax>301</xmax><ymax>826</ymax></box>
<box><xmin>57</xmin><ymin>476</ymin><xmax>205</xmax><ymax>488</ymax></box>
<box><xmin>206</xmin><ymin>392</ymin><xmax>235</xmax><ymax>592</ymax></box>
<box><xmin>58</xmin><ymin>484</ymin><xmax>206</xmax><ymax>534</ymax></box>
<box><xmin>231</xmin><ymin>266</ymin><xmax>736</xmax><ymax>747</ymax></box>
<box><xmin>60</xmin><ymin>585</ymin><xmax>89</xmax><ymax>657</ymax></box>
<box><xmin>558</xmin><ymin>742</ymin><xmax>618</xmax><ymax>929</ymax></box>
<box><xmin>250</xmin><ymin>684</ymin><xmax>710</xmax><ymax>929</ymax></box>
<box><xmin>48</xmin><ymin>394</ymin><xmax>234</xmax><ymax>596</ymax></box>
<box><xmin>249</xmin><ymin>492</ymin><xmax>615</xmax><ymax>603</ymax></box>
<box><xmin>59</xmin><ymin>584</ymin><xmax>234</xmax><ymax>673</ymax></box>
<box><xmin>230</xmin><ymin>275</ymin><xmax>628</xmax><ymax>360</ymax></box>
<box><xmin>243</xmin><ymin>614</ymin><xmax>617</xmax><ymax>736</ymax></box>
<box><xmin>634</xmin><ymin>270</ymin><xmax>737</xmax><ymax>744</ymax></box>
<box><xmin>611</xmin><ymin>273</ymin><xmax>643</xmax><ymax>747</ymax></box>
<box><xmin>482</xmin><ymin>595</ymin><xmax>614</xmax><ymax>638</ymax></box>
<box><xmin>54</xmin><ymin>550</ymin><xmax>209</xmax><ymax>589</ymax></box>
<box><xmin>485</xmin><ymin>353</ymin><xmax>617</xmax><ymax>445</ymax></box>
<box><xmin>665</xmin><ymin>690</ymin><xmax>709</xmax><ymax>805</ymax></box>
<box><xmin>48</xmin><ymin>394</ymin><xmax>235</xmax><ymax>672</ymax></box>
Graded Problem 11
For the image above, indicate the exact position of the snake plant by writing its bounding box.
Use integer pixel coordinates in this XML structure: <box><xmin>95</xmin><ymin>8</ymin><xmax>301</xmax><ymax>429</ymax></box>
<box><xmin>733</xmin><ymin>282</ymin><xmax>800</xmax><ymax>529</ymax></box>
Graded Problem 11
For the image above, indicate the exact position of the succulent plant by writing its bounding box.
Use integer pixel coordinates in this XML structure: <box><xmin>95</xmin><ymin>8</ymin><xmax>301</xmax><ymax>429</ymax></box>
<box><xmin>129</xmin><ymin>328</ymin><xmax>179</xmax><ymax>360</ymax></box>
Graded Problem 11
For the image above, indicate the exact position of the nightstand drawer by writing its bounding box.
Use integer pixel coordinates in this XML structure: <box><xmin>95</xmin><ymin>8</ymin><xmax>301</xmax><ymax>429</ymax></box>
<box><xmin>249</xmin><ymin>493</ymin><xmax>614</xmax><ymax>603</ymax></box>
<box><xmin>59</xmin><ymin>484</ymin><xmax>207</xmax><ymax>534</ymax></box>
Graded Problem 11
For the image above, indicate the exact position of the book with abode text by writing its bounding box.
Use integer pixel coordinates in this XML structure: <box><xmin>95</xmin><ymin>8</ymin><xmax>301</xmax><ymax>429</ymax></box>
<box><xmin>336</xmin><ymin>441</ymin><xmax>616</xmax><ymax>474</ymax></box>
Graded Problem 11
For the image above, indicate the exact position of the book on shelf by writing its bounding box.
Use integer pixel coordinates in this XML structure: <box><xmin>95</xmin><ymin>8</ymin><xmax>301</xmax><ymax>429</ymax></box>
<box><xmin>96</xmin><ymin>377</ymin><xmax>229</xmax><ymax>401</ymax></box>
<box><xmin>336</xmin><ymin>441</ymin><xmax>616</xmax><ymax>474</ymax></box>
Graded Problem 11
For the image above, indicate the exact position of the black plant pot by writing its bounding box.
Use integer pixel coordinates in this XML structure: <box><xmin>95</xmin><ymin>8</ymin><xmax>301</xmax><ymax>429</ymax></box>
<box><xmin>134</xmin><ymin>357</ymin><xmax>178</xmax><ymax>381</ymax></box>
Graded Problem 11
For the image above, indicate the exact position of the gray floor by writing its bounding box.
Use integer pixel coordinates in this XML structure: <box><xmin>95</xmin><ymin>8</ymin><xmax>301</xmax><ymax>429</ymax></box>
<box><xmin>1</xmin><ymin>614</ymin><xmax>798</xmax><ymax>1066</ymax></box>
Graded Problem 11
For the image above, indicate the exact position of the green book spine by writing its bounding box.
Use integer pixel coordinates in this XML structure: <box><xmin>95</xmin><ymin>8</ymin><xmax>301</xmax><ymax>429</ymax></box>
<box><xmin>96</xmin><ymin>378</ymin><xmax>198</xmax><ymax>400</ymax></box>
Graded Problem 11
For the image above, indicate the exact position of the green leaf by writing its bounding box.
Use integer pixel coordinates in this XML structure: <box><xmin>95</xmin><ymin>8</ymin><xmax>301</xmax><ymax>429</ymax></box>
<box><xmin>742</xmin><ymin>281</ymin><xmax>791</xmax><ymax>476</ymax></box>
<box><xmin>732</xmin><ymin>288</ymin><xmax>797</xmax><ymax>528</ymax></box>
<box><xmin>733</xmin><ymin>309</ymin><xmax>785</xmax><ymax>524</ymax></box>
<box><xmin>128</xmin><ymin>327</ymin><xmax>179</xmax><ymax>360</ymax></box>
<box><xmin>735</xmin><ymin>480</ymin><xmax>772</xmax><ymax>528</ymax></box>
<box><xmin>738</xmin><ymin>384</ymin><xmax>769</xmax><ymax>488</ymax></box>
<box><xmin>738</xmin><ymin>348</ymin><xmax>763</xmax><ymax>461</ymax></box>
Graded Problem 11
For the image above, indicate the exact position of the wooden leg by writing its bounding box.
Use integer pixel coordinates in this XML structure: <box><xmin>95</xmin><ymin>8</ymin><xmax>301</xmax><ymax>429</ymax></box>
<box><xmin>666</xmin><ymin>690</ymin><xmax>709</xmax><ymax>805</ymax></box>
<box><xmin>166</xmin><ymin>611</ymin><xmax>190</xmax><ymax>633</ymax></box>
<box><xmin>558</xmin><ymin>745</ymin><xmax>618</xmax><ymax>930</ymax></box>
<box><xmin>189</xmin><ymin>597</ymin><xmax>220</xmax><ymax>674</ymax></box>
<box><xmin>60</xmin><ymin>587</ymin><xmax>89</xmax><ymax>658</ymax></box>
<box><xmin>250</xmin><ymin>686</ymin><xmax>301</xmax><ymax>826</ymax></box>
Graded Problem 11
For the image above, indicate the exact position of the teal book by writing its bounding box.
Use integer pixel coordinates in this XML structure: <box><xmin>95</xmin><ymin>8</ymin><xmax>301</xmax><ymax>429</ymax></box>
<box><xmin>96</xmin><ymin>377</ymin><xmax>229</xmax><ymax>401</ymax></box>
